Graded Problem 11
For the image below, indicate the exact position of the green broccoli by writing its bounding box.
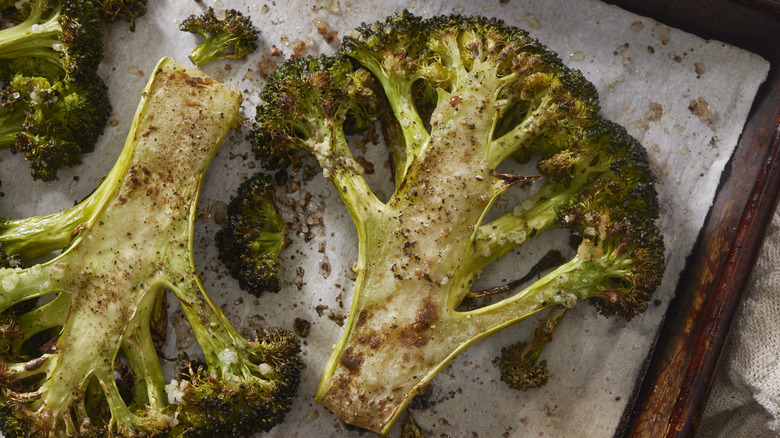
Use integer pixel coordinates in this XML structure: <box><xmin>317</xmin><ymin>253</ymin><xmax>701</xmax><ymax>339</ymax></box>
<box><xmin>250</xmin><ymin>10</ymin><xmax>664</xmax><ymax>435</ymax></box>
<box><xmin>95</xmin><ymin>0</ymin><xmax>148</xmax><ymax>30</ymax></box>
<box><xmin>0</xmin><ymin>0</ymin><xmax>103</xmax><ymax>83</ymax></box>
<box><xmin>0</xmin><ymin>0</ymin><xmax>110</xmax><ymax>181</ymax></box>
<box><xmin>0</xmin><ymin>58</ymin><xmax>302</xmax><ymax>437</ymax></box>
<box><xmin>0</xmin><ymin>73</ymin><xmax>111</xmax><ymax>181</ymax></box>
<box><xmin>179</xmin><ymin>7</ymin><xmax>258</xmax><ymax>67</ymax></box>
<box><xmin>215</xmin><ymin>172</ymin><xmax>288</xmax><ymax>297</ymax></box>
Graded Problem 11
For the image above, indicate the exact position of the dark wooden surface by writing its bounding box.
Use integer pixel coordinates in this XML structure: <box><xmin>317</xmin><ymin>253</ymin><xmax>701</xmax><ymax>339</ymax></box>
<box><xmin>600</xmin><ymin>0</ymin><xmax>780</xmax><ymax>436</ymax></box>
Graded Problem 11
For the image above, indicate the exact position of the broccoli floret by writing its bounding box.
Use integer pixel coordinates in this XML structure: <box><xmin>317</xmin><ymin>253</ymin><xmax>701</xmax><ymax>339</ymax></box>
<box><xmin>498</xmin><ymin>306</ymin><xmax>567</xmax><ymax>391</ymax></box>
<box><xmin>0</xmin><ymin>73</ymin><xmax>111</xmax><ymax>181</ymax></box>
<box><xmin>400</xmin><ymin>411</ymin><xmax>425</xmax><ymax>438</ymax></box>
<box><xmin>250</xmin><ymin>11</ymin><xmax>664</xmax><ymax>435</ymax></box>
<box><xmin>179</xmin><ymin>7</ymin><xmax>258</xmax><ymax>67</ymax></box>
<box><xmin>0</xmin><ymin>58</ymin><xmax>301</xmax><ymax>437</ymax></box>
<box><xmin>95</xmin><ymin>0</ymin><xmax>148</xmax><ymax>31</ymax></box>
<box><xmin>215</xmin><ymin>172</ymin><xmax>288</xmax><ymax>297</ymax></box>
<box><xmin>0</xmin><ymin>0</ymin><xmax>103</xmax><ymax>83</ymax></box>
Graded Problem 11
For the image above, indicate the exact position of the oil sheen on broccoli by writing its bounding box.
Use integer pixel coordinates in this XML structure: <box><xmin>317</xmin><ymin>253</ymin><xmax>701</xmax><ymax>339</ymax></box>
<box><xmin>250</xmin><ymin>11</ymin><xmax>664</xmax><ymax>435</ymax></box>
<box><xmin>0</xmin><ymin>0</ymin><xmax>111</xmax><ymax>181</ymax></box>
<box><xmin>179</xmin><ymin>7</ymin><xmax>258</xmax><ymax>67</ymax></box>
<box><xmin>0</xmin><ymin>58</ymin><xmax>302</xmax><ymax>437</ymax></box>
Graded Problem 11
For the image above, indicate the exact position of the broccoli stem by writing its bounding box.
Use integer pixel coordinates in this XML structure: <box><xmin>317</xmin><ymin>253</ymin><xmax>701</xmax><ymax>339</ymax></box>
<box><xmin>0</xmin><ymin>3</ymin><xmax>62</xmax><ymax>67</ymax></box>
<box><xmin>316</xmin><ymin>57</ymin><xmax>518</xmax><ymax>433</ymax></box>
<box><xmin>349</xmin><ymin>52</ymin><xmax>427</xmax><ymax>168</ymax></box>
<box><xmin>120</xmin><ymin>288</ymin><xmax>168</xmax><ymax>412</ymax></box>
<box><xmin>0</xmin><ymin>266</ymin><xmax>64</xmax><ymax>312</ymax></box>
<box><xmin>0</xmin><ymin>58</ymin><xmax>244</xmax><ymax>436</ymax></box>
<box><xmin>0</xmin><ymin>109</ymin><xmax>25</xmax><ymax>149</ymax></box>
<box><xmin>13</xmin><ymin>291</ymin><xmax>69</xmax><ymax>348</ymax></box>
<box><xmin>188</xmin><ymin>37</ymin><xmax>226</xmax><ymax>67</ymax></box>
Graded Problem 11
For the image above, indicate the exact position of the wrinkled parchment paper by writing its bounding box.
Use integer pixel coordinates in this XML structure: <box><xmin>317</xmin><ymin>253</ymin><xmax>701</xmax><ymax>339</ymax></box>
<box><xmin>0</xmin><ymin>0</ymin><xmax>769</xmax><ymax>436</ymax></box>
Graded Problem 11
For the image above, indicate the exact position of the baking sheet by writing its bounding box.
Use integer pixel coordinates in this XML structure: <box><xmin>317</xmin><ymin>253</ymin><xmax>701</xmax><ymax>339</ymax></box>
<box><xmin>0</xmin><ymin>0</ymin><xmax>770</xmax><ymax>436</ymax></box>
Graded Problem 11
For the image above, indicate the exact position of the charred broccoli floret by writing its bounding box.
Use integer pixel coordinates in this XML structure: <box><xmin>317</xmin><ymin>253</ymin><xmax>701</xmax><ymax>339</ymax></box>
<box><xmin>249</xmin><ymin>10</ymin><xmax>664</xmax><ymax>435</ymax></box>
<box><xmin>0</xmin><ymin>0</ymin><xmax>110</xmax><ymax>181</ymax></box>
<box><xmin>179</xmin><ymin>7</ymin><xmax>258</xmax><ymax>67</ymax></box>
<box><xmin>0</xmin><ymin>58</ymin><xmax>301</xmax><ymax>438</ymax></box>
<box><xmin>95</xmin><ymin>0</ymin><xmax>148</xmax><ymax>30</ymax></box>
<box><xmin>0</xmin><ymin>73</ymin><xmax>111</xmax><ymax>181</ymax></box>
<box><xmin>215</xmin><ymin>172</ymin><xmax>288</xmax><ymax>297</ymax></box>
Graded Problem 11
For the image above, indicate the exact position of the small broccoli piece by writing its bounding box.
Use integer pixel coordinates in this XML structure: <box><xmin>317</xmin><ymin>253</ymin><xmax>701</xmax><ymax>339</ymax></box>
<box><xmin>95</xmin><ymin>0</ymin><xmax>148</xmax><ymax>31</ymax></box>
<box><xmin>0</xmin><ymin>58</ymin><xmax>301</xmax><ymax>437</ymax></box>
<box><xmin>179</xmin><ymin>7</ymin><xmax>258</xmax><ymax>67</ymax></box>
<box><xmin>250</xmin><ymin>11</ymin><xmax>664</xmax><ymax>435</ymax></box>
<box><xmin>400</xmin><ymin>411</ymin><xmax>425</xmax><ymax>438</ymax></box>
<box><xmin>0</xmin><ymin>73</ymin><xmax>111</xmax><ymax>181</ymax></box>
<box><xmin>498</xmin><ymin>307</ymin><xmax>567</xmax><ymax>391</ymax></box>
<box><xmin>0</xmin><ymin>0</ymin><xmax>103</xmax><ymax>83</ymax></box>
<box><xmin>215</xmin><ymin>172</ymin><xmax>288</xmax><ymax>297</ymax></box>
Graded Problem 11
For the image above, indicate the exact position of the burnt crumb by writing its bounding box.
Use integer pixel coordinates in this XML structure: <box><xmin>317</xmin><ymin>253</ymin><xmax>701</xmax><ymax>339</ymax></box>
<box><xmin>294</xmin><ymin>266</ymin><xmax>305</xmax><ymax>290</ymax></box>
<box><xmin>355</xmin><ymin>156</ymin><xmax>375</xmax><ymax>174</ymax></box>
<box><xmin>409</xmin><ymin>384</ymin><xmax>436</xmax><ymax>409</ymax></box>
<box><xmin>315</xmin><ymin>304</ymin><xmax>328</xmax><ymax>316</ymax></box>
<box><xmin>339</xmin><ymin>346</ymin><xmax>364</xmax><ymax>372</ymax></box>
<box><xmin>320</xmin><ymin>254</ymin><xmax>332</xmax><ymax>279</ymax></box>
<box><xmin>328</xmin><ymin>309</ymin><xmax>345</xmax><ymax>327</ymax></box>
<box><xmin>293</xmin><ymin>317</ymin><xmax>312</xmax><ymax>337</ymax></box>
<box><xmin>274</xmin><ymin>169</ymin><xmax>289</xmax><ymax>186</ymax></box>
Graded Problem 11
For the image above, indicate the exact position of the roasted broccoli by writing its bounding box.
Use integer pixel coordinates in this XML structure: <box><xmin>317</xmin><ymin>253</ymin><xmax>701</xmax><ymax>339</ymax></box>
<box><xmin>179</xmin><ymin>7</ymin><xmax>258</xmax><ymax>67</ymax></box>
<box><xmin>0</xmin><ymin>0</ymin><xmax>103</xmax><ymax>83</ymax></box>
<box><xmin>215</xmin><ymin>172</ymin><xmax>288</xmax><ymax>297</ymax></box>
<box><xmin>95</xmin><ymin>0</ymin><xmax>148</xmax><ymax>30</ymax></box>
<box><xmin>0</xmin><ymin>73</ymin><xmax>111</xmax><ymax>181</ymax></box>
<box><xmin>0</xmin><ymin>0</ymin><xmax>110</xmax><ymax>181</ymax></box>
<box><xmin>0</xmin><ymin>58</ymin><xmax>301</xmax><ymax>437</ymax></box>
<box><xmin>250</xmin><ymin>10</ymin><xmax>664</xmax><ymax>435</ymax></box>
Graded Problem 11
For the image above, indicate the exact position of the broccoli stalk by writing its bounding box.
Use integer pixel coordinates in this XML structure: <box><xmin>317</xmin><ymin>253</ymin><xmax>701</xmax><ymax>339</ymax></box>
<box><xmin>179</xmin><ymin>7</ymin><xmax>258</xmax><ymax>67</ymax></box>
<box><xmin>250</xmin><ymin>11</ymin><xmax>664</xmax><ymax>435</ymax></box>
<box><xmin>0</xmin><ymin>58</ymin><xmax>301</xmax><ymax>437</ymax></box>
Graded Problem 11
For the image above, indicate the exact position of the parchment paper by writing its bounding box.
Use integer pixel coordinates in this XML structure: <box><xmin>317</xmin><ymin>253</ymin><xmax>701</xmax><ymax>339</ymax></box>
<box><xmin>0</xmin><ymin>0</ymin><xmax>769</xmax><ymax>436</ymax></box>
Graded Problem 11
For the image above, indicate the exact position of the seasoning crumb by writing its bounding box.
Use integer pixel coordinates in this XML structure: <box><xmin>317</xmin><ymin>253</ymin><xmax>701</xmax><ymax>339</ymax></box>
<box><xmin>313</xmin><ymin>17</ymin><xmax>338</xmax><ymax>44</ymax></box>
<box><xmin>257</xmin><ymin>55</ymin><xmax>278</xmax><ymax>79</ymax></box>
<box><xmin>689</xmin><ymin>97</ymin><xmax>715</xmax><ymax>126</ymax></box>
<box><xmin>652</xmin><ymin>23</ymin><xmax>671</xmax><ymax>45</ymax></box>
<box><xmin>294</xmin><ymin>317</ymin><xmax>312</xmax><ymax>337</ymax></box>
<box><xmin>291</xmin><ymin>38</ymin><xmax>307</xmax><ymax>57</ymax></box>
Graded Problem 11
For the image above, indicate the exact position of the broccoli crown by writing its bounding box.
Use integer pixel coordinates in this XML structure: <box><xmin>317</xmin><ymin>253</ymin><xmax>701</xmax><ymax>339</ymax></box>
<box><xmin>0</xmin><ymin>58</ymin><xmax>300</xmax><ymax>438</ymax></box>
<box><xmin>252</xmin><ymin>54</ymin><xmax>378</xmax><ymax>171</ymax></box>
<box><xmin>95</xmin><ymin>0</ymin><xmax>148</xmax><ymax>30</ymax></box>
<box><xmin>0</xmin><ymin>73</ymin><xmax>111</xmax><ymax>181</ymax></box>
<box><xmin>179</xmin><ymin>7</ymin><xmax>258</xmax><ymax>67</ymax></box>
<box><xmin>173</xmin><ymin>327</ymin><xmax>302</xmax><ymax>436</ymax></box>
<box><xmin>0</xmin><ymin>0</ymin><xmax>103</xmax><ymax>83</ymax></box>
<box><xmin>249</xmin><ymin>11</ymin><xmax>663</xmax><ymax>435</ymax></box>
<box><xmin>215</xmin><ymin>172</ymin><xmax>288</xmax><ymax>297</ymax></box>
